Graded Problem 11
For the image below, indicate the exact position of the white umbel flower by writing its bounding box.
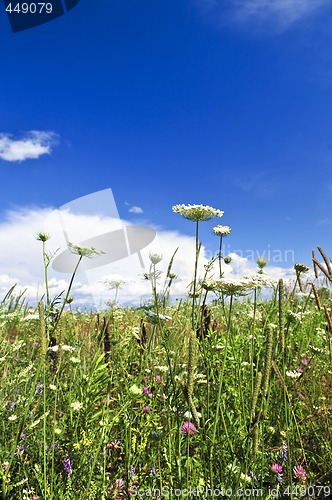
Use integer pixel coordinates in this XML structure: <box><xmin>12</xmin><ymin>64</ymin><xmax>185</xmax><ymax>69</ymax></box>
<box><xmin>172</xmin><ymin>204</ymin><xmax>223</xmax><ymax>221</ymax></box>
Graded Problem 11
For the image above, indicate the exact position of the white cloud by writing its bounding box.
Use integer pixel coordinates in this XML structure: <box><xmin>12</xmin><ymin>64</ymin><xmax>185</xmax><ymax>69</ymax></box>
<box><xmin>232</xmin><ymin>0</ymin><xmax>330</xmax><ymax>28</ymax></box>
<box><xmin>129</xmin><ymin>206</ymin><xmax>143</xmax><ymax>214</ymax></box>
<box><xmin>0</xmin><ymin>206</ymin><xmax>300</xmax><ymax>309</ymax></box>
<box><xmin>0</xmin><ymin>131</ymin><xmax>58</xmax><ymax>162</ymax></box>
<box><xmin>196</xmin><ymin>0</ymin><xmax>331</xmax><ymax>31</ymax></box>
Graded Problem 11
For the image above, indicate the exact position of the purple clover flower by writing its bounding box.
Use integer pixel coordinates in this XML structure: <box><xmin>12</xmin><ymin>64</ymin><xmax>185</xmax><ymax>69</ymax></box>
<box><xmin>181</xmin><ymin>421</ymin><xmax>196</xmax><ymax>435</ymax></box>
<box><xmin>293</xmin><ymin>465</ymin><xmax>307</xmax><ymax>482</ymax></box>
<box><xmin>270</xmin><ymin>462</ymin><xmax>282</xmax><ymax>474</ymax></box>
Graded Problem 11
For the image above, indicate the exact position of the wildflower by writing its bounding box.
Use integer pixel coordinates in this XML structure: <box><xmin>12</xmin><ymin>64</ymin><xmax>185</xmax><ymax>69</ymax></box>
<box><xmin>270</xmin><ymin>463</ymin><xmax>283</xmax><ymax>483</ymax></box>
<box><xmin>151</xmin><ymin>466</ymin><xmax>156</xmax><ymax>475</ymax></box>
<box><xmin>57</xmin><ymin>412</ymin><xmax>64</xmax><ymax>418</ymax></box>
<box><xmin>212</xmin><ymin>225</ymin><xmax>231</xmax><ymax>236</ymax></box>
<box><xmin>202</xmin><ymin>279</ymin><xmax>249</xmax><ymax>297</ymax></box>
<box><xmin>270</xmin><ymin>463</ymin><xmax>282</xmax><ymax>474</ymax></box>
<box><xmin>184</xmin><ymin>410</ymin><xmax>202</xmax><ymax>419</ymax></box>
<box><xmin>61</xmin><ymin>345</ymin><xmax>76</xmax><ymax>351</ymax></box>
<box><xmin>8</xmin><ymin>414</ymin><xmax>17</xmax><ymax>421</ymax></box>
<box><xmin>115</xmin><ymin>479</ymin><xmax>124</xmax><ymax>489</ymax></box>
<box><xmin>47</xmin><ymin>345</ymin><xmax>59</xmax><ymax>352</ymax></box>
<box><xmin>154</xmin><ymin>365</ymin><xmax>169</xmax><ymax>372</ymax></box>
<box><xmin>36</xmin><ymin>232</ymin><xmax>51</xmax><ymax>242</ymax></box>
<box><xmin>286</xmin><ymin>370</ymin><xmax>301</xmax><ymax>379</ymax></box>
<box><xmin>143</xmin><ymin>310</ymin><xmax>172</xmax><ymax>321</ymax></box>
<box><xmin>67</xmin><ymin>242</ymin><xmax>104</xmax><ymax>258</ymax></box>
<box><xmin>249</xmin><ymin>471</ymin><xmax>258</xmax><ymax>483</ymax></box>
<box><xmin>130</xmin><ymin>384</ymin><xmax>142</xmax><ymax>395</ymax></box>
<box><xmin>20</xmin><ymin>434</ymin><xmax>27</xmax><ymax>441</ymax></box>
<box><xmin>70</xmin><ymin>357</ymin><xmax>80</xmax><ymax>364</ymax></box>
<box><xmin>149</xmin><ymin>252</ymin><xmax>163</xmax><ymax>264</ymax></box>
<box><xmin>24</xmin><ymin>314</ymin><xmax>39</xmax><ymax>321</ymax></box>
<box><xmin>16</xmin><ymin>444</ymin><xmax>25</xmax><ymax>456</ymax></box>
<box><xmin>64</xmin><ymin>456</ymin><xmax>72</xmax><ymax>476</ymax></box>
<box><xmin>130</xmin><ymin>465</ymin><xmax>135</xmax><ymax>477</ymax></box>
<box><xmin>257</xmin><ymin>256</ymin><xmax>268</xmax><ymax>271</ymax></box>
<box><xmin>243</xmin><ymin>274</ymin><xmax>276</xmax><ymax>289</ymax></box>
<box><xmin>36</xmin><ymin>382</ymin><xmax>43</xmax><ymax>394</ymax></box>
<box><xmin>301</xmin><ymin>358</ymin><xmax>308</xmax><ymax>366</ymax></box>
<box><xmin>181</xmin><ymin>421</ymin><xmax>196</xmax><ymax>435</ymax></box>
<box><xmin>293</xmin><ymin>465</ymin><xmax>307</xmax><ymax>482</ymax></box>
<box><xmin>143</xmin><ymin>406</ymin><xmax>150</xmax><ymax>413</ymax></box>
<box><xmin>143</xmin><ymin>387</ymin><xmax>149</xmax><ymax>394</ymax></box>
<box><xmin>70</xmin><ymin>401</ymin><xmax>83</xmax><ymax>411</ymax></box>
<box><xmin>294</xmin><ymin>263</ymin><xmax>310</xmax><ymax>273</ymax></box>
<box><xmin>172</xmin><ymin>204</ymin><xmax>223</xmax><ymax>221</ymax></box>
<box><xmin>106</xmin><ymin>440</ymin><xmax>121</xmax><ymax>450</ymax></box>
<box><xmin>282</xmin><ymin>442</ymin><xmax>288</xmax><ymax>462</ymax></box>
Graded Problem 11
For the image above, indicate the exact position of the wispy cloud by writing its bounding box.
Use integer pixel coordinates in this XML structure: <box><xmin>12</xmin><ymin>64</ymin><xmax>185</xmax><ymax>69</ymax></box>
<box><xmin>129</xmin><ymin>206</ymin><xmax>143</xmax><ymax>214</ymax></box>
<box><xmin>196</xmin><ymin>0</ymin><xmax>331</xmax><ymax>31</ymax></box>
<box><xmin>233</xmin><ymin>171</ymin><xmax>279</xmax><ymax>197</ymax></box>
<box><xmin>0</xmin><ymin>131</ymin><xmax>58</xmax><ymax>162</ymax></box>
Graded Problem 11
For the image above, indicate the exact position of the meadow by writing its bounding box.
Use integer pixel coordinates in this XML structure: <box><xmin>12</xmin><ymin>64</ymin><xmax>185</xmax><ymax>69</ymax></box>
<box><xmin>0</xmin><ymin>204</ymin><xmax>331</xmax><ymax>500</ymax></box>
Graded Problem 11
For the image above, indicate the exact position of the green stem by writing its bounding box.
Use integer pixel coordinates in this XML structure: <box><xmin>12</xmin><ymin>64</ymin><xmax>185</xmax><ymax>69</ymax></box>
<box><xmin>218</xmin><ymin>235</ymin><xmax>223</xmax><ymax>279</ymax></box>
<box><xmin>42</xmin><ymin>240</ymin><xmax>50</xmax><ymax>308</ymax></box>
<box><xmin>209</xmin><ymin>294</ymin><xmax>234</xmax><ymax>483</ymax></box>
<box><xmin>191</xmin><ymin>220</ymin><xmax>200</xmax><ymax>330</ymax></box>
<box><xmin>51</xmin><ymin>255</ymin><xmax>83</xmax><ymax>335</ymax></box>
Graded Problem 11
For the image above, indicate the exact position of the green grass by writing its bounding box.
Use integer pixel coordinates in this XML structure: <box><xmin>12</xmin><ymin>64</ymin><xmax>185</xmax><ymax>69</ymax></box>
<box><xmin>0</xmin><ymin>283</ymin><xmax>331</xmax><ymax>499</ymax></box>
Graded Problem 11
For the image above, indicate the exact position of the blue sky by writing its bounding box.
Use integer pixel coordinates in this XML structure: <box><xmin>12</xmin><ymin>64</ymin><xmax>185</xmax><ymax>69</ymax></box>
<box><xmin>0</xmin><ymin>0</ymin><xmax>331</xmax><ymax>306</ymax></box>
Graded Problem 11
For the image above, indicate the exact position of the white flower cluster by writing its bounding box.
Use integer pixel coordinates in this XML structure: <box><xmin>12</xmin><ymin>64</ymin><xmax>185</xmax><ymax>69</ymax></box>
<box><xmin>172</xmin><ymin>204</ymin><xmax>223</xmax><ymax>221</ymax></box>
<box><xmin>243</xmin><ymin>274</ymin><xmax>276</xmax><ymax>289</ymax></box>
<box><xmin>47</xmin><ymin>345</ymin><xmax>76</xmax><ymax>352</ymax></box>
<box><xmin>144</xmin><ymin>310</ymin><xmax>172</xmax><ymax>321</ymax></box>
<box><xmin>212</xmin><ymin>225</ymin><xmax>231</xmax><ymax>236</ymax></box>
<box><xmin>286</xmin><ymin>310</ymin><xmax>311</xmax><ymax>324</ymax></box>
<box><xmin>154</xmin><ymin>365</ymin><xmax>169</xmax><ymax>372</ymax></box>
<box><xmin>70</xmin><ymin>401</ymin><xmax>83</xmax><ymax>411</ymax></box>
<box><xmin>202</xmin><ymin>279</ymin><xmax>249</xmax><ymax>296</ymax></box>
<box><xmin>286</xmin><ymin>370</ymin><xmax>301</xmax><ymax>379</ymax></box>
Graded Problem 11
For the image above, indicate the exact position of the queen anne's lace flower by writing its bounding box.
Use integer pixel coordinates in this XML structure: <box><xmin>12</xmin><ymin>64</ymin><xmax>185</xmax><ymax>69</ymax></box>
<box><xmin>172</xmin><ymin>204</ymin><xmax>223</xmax><ymax>221</ymax></box>
<box><xmin>212</xmin><ymin>225</ymin><xmax>231</xmax><ymax>236</ymax></box>
<box><xmin>202</xmin><ymin>279</ymin><xmax>249</xmax><ymax>296</ymax></box>
<box><xmin>70</xmin><ymin>401</ymin><xmax>83</xmax><ymax>411</ymax></box>
<box><xmin>294</xmin><ymin>263</ymin><xmax>310</xmax><ymax>273</ymax></box>
<box><xmin>68</xmin><ymin>242</ymin><xmax>104</xmax><ymax>258</ymax></box>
